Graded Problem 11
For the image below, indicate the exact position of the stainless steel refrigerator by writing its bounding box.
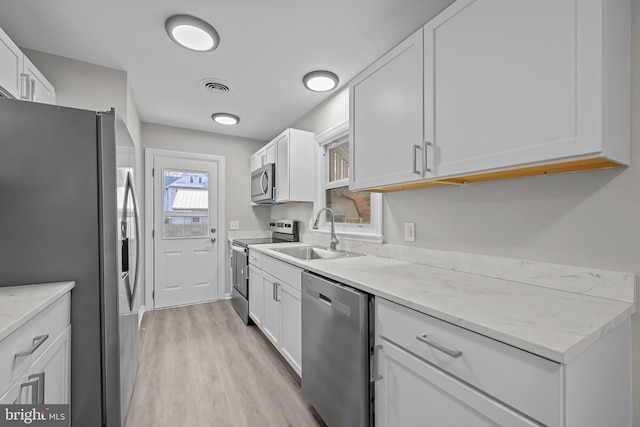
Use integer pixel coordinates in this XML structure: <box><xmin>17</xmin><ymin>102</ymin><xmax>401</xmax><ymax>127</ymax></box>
<box><xmin>0</xmin><ymin>98</ymin><xmax>140</xmax><ymax>427</ymax></box>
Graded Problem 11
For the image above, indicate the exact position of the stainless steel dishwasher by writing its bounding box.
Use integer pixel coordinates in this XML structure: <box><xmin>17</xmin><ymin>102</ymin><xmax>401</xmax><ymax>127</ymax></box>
<box><xmin>301</xmin><ymin>271</ymin><xmax>373</xmax><ymax>427</ymax></box>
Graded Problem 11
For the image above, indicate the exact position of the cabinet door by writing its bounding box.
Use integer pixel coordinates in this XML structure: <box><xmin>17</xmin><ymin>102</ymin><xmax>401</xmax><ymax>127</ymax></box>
<box><xmin>275</xmin><ymin>132</ymin><xmax>289</xmax><ymax>202</ymax></box>
<box><xmin>376</xmin><ymin>338</ymin><xmax>540</xmax><ymax>427</ymax></box>
<box><xmin>250</xmin><ymin>149</ymin><xmax>264</xmax><ymax>172</ymax></box>
<box><xmin>22</xmin><ymin>55</ymin><xmax>56</xmax><ymax>105</ymax></box>
<box><xmin>262</xmin><ymin>274</ymin><xmax>280</xmax><ymax>347</ymax></box>
<box><xmin>248</xmin><ymin>267</ymin><xmax>264</xmax><ymax>326</ymax></box>
<box><xmin>29</xmin><ymin>325</ymin><xmax>70</xmax><ymax>404</ymax></box>
<box><xmin>278</xmin><ymin>283</ymin><xmax>301</xmax><ymax>375</ymax></box>
<box><xmin>350</xmin><ymin>29</ymin><xmax>426</xmax><ymax>191</ymax></box>
<box><xmin>425</xmin><ymin>0</ymin><xmax>604</xmax><ymax>178</ymax></box>
<box><xmin>0</xmin><ymin>26</ymin><xmax>23</xmax><ymax>99</ymax></box>
<box><xmin>265</xmin><ymin>141</ymin><xmax>276</xmax><ymax>164</ymax></box>
<box><xmin>0</xmin><ymin>326</ymin><xmax>70</xmax><ymax>405</ymax></box>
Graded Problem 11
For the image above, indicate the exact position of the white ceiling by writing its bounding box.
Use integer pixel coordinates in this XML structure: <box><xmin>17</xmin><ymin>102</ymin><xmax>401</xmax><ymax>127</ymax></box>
<box><xmin>0</xmin><ymin>0</ymin><xmax>453</xmax><ymax>141</ymax></box>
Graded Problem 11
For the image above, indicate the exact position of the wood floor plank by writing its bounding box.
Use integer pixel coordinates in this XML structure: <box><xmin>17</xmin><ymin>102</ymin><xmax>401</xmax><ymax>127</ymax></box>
<box><xmin>125</xmin><ymin>300</ymin><xmax>326</xmax><ymax>427</ymax></box>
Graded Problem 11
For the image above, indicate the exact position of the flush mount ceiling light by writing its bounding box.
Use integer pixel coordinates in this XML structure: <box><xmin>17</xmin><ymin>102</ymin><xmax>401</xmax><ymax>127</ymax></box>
<box><xmin>165</xmin><ymin>15</ymin><xmax>220</xmax><ymax>52</ymax></box>
<box><xmin>303</xmin><ymin>70</ymin><xmax>339</xmax><ymax>92</ymax></box>
<box><xmin>211</xmin><ymin>113</ymin><xmax>240</xmax><ymax>125</ymax></box>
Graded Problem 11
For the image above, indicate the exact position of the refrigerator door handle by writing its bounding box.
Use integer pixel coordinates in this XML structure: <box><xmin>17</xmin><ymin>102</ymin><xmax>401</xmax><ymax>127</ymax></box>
<box><xmin>122</xmin><ymin>171</ymin><xmax>141</xmax><ymax>311</ymax></box>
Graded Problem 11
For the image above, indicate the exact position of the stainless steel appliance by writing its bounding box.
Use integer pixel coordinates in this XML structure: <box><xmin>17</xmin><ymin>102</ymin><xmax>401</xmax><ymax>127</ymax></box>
<box><xmin>0</xmin><ymin>98</ymin><xmax>139</xmax><ymax>427</ymax></box>
<box><xmin>301</xmin><ymin>271</ymin><xmax>373</xmax><ymax>427</ymax></box>
<box><xmin>231</xmin><ymin>219</ymin><xmax>299</xmax><ymax>324</ymax></box>
<box><xmin>251</xmin><ymin>162</ymin><xmax>276</xmax><ymax>203</ymax></box>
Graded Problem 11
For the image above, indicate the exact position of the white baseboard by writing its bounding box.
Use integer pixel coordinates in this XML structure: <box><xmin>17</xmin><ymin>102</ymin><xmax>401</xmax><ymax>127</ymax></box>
<box><xmin>224</xmin><ymin>293</ymin><xmax>232</xmax><ymax>300</ymax></box>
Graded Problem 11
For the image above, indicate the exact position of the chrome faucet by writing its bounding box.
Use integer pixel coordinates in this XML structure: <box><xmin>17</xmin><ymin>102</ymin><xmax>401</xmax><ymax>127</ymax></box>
<box><xmin>313</xmin><ymin>207</ymin><xmax>339</xmax><ymax>251</ymax></box>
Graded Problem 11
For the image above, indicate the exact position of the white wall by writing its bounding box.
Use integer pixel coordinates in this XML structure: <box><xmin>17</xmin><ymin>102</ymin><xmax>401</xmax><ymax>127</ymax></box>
<box><xmin>142</xmin><ymin>123</ymin><xmax>270</xmax><ymax>294</ymax></box>
<box><xmin>273</xmin><ymin>5</ymin><xmax>640</xmax><ymax>423</ymax></box>
<box><xmin>23</xmin><ymin>49</ymin><xmax>129</xmax><ymax>122</ymax></box>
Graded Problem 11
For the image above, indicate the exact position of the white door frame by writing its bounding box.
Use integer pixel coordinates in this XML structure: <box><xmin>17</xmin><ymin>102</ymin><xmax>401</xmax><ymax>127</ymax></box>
<box><xmin>144</xmin><ymin>148</ymin><xmax>226</xmax><ymax>309</ymax></box>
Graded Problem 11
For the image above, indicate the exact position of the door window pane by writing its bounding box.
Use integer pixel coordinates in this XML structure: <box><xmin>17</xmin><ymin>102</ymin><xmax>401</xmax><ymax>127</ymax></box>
<box><xmin>329</xmin><ymin>142</ymin><xmax>349</xmax><ymax>182</ymax></box>
<box><xmin>163</xmin><ymin>170</ymin><xmax>209</xmax><ymax>238</ymax></box>
<box><xmin>325</xmin><ymin>186</ymin><xmax>371</xmax><ymax>224</ymax></box>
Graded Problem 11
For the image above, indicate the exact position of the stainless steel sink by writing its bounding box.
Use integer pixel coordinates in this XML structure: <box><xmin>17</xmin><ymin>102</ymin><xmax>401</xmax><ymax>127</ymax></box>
<box><xmin>273</xmin><ymin>245</ymin><xmax>364</xmax><ymax>261</ymax></box>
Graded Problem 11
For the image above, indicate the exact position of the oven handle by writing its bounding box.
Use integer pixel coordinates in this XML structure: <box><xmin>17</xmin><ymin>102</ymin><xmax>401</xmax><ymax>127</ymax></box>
<box><xmin>231</xmin><ymin>245</ymin><xmax>247</xmax><ymax>254</ymax></box>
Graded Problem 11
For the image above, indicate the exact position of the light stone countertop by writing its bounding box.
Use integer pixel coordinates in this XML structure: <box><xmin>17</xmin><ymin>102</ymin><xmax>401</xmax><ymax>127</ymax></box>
<box><xmin>0</xmin><ymin>282</ymin><xmax>75</xmax><ymax>342</ymax></box>
<box><xmin>250</xmin><ymin>243</ymin><xmax>635</xmax><ymax>364</ymax></box>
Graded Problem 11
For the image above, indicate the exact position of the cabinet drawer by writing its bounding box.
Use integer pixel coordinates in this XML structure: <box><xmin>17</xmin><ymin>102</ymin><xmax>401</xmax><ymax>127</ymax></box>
<box><xmin>248</xmin><ymin>249</ymin><xmax>262</xmax><ymax>268</ymax></box>
<box><xmin>261</xmin><ymin>254</ymin><xmax>302</xmax><ymax>292</ymax></box>
<box><xmin>376</xmin><ymin>298</ymin><xmax>562</xmax><ymax>427</ymax></box>
<box><xmin>0</xmin><ymin>294</ymin><xmax>70</xmax><ymax>395</ymax></box>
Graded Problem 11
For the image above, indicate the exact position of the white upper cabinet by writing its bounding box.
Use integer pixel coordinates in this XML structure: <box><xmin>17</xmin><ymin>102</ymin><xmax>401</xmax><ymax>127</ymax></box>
<box><xmin>274</xmin><ymin>128</ymin><xmax>315</xmax><ymax>203</ymax></box>
<box><xmin>0</xmin><ymin>25</ymin><xmax>56</xmax><ymax>104</ymax></box>
<box><xmin>349</xmin><ymin>0</ymin><xmax>630</xmax><ymax>191</ymax></box>
<box><xmin>22</xmin><ymin>55</ymin><xmax>56</xmax><ymax>105</ymax></box>
<box><xmin>349</xmin><ymin>29</ymin><xmax>427</xmax><ymax>191</ymax></box>
<box><xmin>0</xmin><ymin>26</ymin><xmax>23</xmax><ymax>99</ymax></box>
<box><xmin>424</xmin><ymin>0</ymin><xmax>630</xmax><ymax>180</ymax></box>
<box><xmin>250</xmin><ymin>140</ymin><xmax>276</xmax><ymax>173</ymax></box>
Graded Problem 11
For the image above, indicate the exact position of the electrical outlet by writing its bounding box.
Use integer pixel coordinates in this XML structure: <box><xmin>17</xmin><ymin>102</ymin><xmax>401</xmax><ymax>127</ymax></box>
<box><xmin>229</xmin><ymin>220</ymin><xmax>239</xmax><ymax>230</ymax></box>
<box><xmin>404</xmin><ymin>222</ymin><xmax>416</xmax><ymax>242</ymax></box>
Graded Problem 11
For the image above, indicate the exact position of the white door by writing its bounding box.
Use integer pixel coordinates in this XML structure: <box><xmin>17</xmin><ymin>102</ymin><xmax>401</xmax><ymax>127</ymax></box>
<box><xmin>152</xmin><ymin>155</ymin><xmax>219</xmax><ymax>308</ymax></box>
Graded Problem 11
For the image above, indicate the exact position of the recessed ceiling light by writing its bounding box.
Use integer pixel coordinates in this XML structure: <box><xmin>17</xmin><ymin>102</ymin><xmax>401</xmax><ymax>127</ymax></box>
<box><xmin>303</xmin><ymin>70</ymin><xmax>339</xmax><ymax>92</ymax></box>
<box><xmin>212</xmin><ymin>113</ymin><xmax>240</xmax><ymax>125</ymax></box>
<box><xmin>165</xmin><ymin>15</ymin><xmax>220</xmax><ymax>52</ymax></box>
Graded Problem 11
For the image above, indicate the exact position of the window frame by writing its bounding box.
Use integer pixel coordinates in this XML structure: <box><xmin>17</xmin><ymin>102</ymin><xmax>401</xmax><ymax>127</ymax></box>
<box><xmin>314</xmin><ymin>120</ymin><xmax>383</xmax><ymax>242</ymax></box>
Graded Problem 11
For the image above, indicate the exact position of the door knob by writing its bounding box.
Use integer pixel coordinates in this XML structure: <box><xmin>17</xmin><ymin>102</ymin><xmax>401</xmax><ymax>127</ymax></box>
<box><xmin>211</xmin><ymin>238</ymin><xmax>217</xmax><ymax>243</ymax></box>
<box><xmin>210</xmin><ymin>228</ymin><xmax>216</xmax><ymax>233</ymax></box>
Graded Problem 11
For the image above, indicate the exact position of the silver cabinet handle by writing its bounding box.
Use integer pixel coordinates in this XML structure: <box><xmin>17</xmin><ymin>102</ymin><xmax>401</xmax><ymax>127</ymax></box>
<box><xmin>14</xmin><ymin>335</ymin><xmax>49</xmax><ymax>359</ymax></box>
<box><xmin>416</xmin><ymin>333</ymin><xmax>462</xmax><ymax>358</ymax></box>
<box><xmin>274</xmin><ymin>283</ymin><xmax>281</xmax><ymax>302</ymax></box>
<box><xmin>30</xmin><ymin>79</ymin><xmax>36</xmax><ymax>101</ymax></box>
<box><xmin>370</xmin><ymin>344</ymin><xmax>383</xmax><ymax>382</ymax></box>
<box><xmin>19</xmin><ymin>372</ymin><xmax>43</xmax><ymax>404</ymax></box>
<box><xmin>20</xmin><ymin>73</ymin><xmax>30</xmax><ymax>100</ymax></box>
<box><xmin>423</xmin><ymin>141</ymin><xmax>432</xmax><ymax>173</ymax></box>
<box><xmin>412</xmin><ymin>144</ymin><xmax>422</xmax><ymax>175</ymax></box>
<box><xmin>28</xmin><ymin>373</ymin><xmax>44</xmax><ymax>404</ymax></box>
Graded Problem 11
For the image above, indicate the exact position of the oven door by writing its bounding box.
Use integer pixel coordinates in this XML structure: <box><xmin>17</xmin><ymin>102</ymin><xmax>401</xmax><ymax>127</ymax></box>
<box><xmin>231</xmin><ymin>244</ymin><xmax>248</xmax><ymax>298</ymax></box>
<box><xmin>251</xmin><ymin>163</ymin><xmax>275</xmax><ymax>203</ymax></box>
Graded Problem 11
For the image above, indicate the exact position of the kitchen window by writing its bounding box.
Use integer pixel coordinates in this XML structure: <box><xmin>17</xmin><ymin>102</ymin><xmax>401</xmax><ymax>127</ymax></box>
<box><xmin>315</xmin><ymin>121</ymin><xmax>383</xmax><ymax>241</ymax></box>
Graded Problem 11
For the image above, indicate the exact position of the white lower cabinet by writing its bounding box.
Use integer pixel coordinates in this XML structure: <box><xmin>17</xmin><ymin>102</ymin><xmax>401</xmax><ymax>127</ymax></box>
<box><xmin>262</xmin><ymin>273</ymin><xmax>281</xmax><ymax>348</ymax></box>
<box><xmin>375</xmin><ymin>298</ymin><xmax>631</xmax><ymax>427</ymax></box>
<box><xmin>278</xmin><ymin>281</ymin><xmax>302</xmax><ymax>373</ymax></box>
<box><xmin>248</xmin><ymin>250</ymin><xmax>302</xmax><ymax>375</ymax></box>
<box><xmin>376</xmin><ymin>339</ymin><xmax>538</xmax><ymax>427</ymax></box>
<box><xmin>0</xmin><ymin>293</ymin><xmax>71</xmax><ymax>405</ymax></box>
<box><xmin>248</xmin><ymin>266</ymin><xmax>264</xmax><ymax>327</ymax></box>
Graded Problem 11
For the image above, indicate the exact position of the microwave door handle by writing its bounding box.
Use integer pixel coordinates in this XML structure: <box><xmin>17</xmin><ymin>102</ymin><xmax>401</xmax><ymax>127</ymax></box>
<box><xmin>261</xmin><ymin>170</ymin><xmax>269</xmax><ymax>195</ymax></box>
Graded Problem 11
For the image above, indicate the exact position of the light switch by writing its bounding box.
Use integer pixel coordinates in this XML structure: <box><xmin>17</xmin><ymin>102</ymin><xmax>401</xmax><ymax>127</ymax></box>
<box><xmin>230</xmin><ymin>220</ymin><xmax>239</xmax><ymax>230</ymax></box>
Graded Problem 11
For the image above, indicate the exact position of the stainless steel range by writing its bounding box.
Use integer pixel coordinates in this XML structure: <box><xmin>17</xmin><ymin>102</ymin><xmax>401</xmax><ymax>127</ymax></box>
<box><xmin>230</xmin><ymin>219</ymin><xmax>299</xmax><ymax>324</ymax></box>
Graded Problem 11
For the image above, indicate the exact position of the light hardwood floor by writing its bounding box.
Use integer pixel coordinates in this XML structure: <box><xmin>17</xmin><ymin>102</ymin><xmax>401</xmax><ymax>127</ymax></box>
<box><xmin>125</xmin><ymin>300</ymin><xmax>327</xmax><ymax>427</ymax></box>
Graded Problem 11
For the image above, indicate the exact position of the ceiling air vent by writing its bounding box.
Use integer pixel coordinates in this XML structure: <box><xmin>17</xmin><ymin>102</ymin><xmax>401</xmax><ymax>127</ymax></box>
<box><xmin>200</xmin><ymin>79</ymin><xmax>230</xmax><ymax>94</ymax></box>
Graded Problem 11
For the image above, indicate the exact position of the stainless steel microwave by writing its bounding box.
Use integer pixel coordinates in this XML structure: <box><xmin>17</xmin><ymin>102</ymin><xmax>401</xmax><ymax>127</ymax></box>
<box><xmin>251</xmin><ymin>163</ymin><xmax>276</xmax><ymax>203</ymax></box>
